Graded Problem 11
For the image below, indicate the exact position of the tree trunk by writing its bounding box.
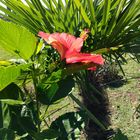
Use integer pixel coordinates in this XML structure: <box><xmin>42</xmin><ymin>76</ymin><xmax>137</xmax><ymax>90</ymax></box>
<box><xmin>76</xmin><ymin>70</ymin><xmax>112</xmax><ymax>140</ymax></box>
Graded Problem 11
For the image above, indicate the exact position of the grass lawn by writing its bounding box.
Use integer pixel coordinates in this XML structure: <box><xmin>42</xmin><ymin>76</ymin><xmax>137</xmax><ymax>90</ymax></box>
<box><xmin>108</xmin><ymin>58</ymin><xmax>140</xmax><ymax>140</ymax></box>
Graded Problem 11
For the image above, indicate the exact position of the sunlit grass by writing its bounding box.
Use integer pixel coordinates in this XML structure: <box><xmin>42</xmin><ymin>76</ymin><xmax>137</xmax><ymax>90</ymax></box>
<box><xmin>108</xmin><ymin>58</ymin><xmax>140</xmax><ymax>140</ymax></box>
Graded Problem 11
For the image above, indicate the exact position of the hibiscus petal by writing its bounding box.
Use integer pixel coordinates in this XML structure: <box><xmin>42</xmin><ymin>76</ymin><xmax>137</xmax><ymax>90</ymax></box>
<box><xmin>38</xmin><ymin>32</ymin><xmax>67</xmax><ymax>60</ymax></box>
<box><xmin>67</xmin><ymin>38</ymin><xmax>83</xmax><ymax>54</ymax></box>
<box><xmin>38</xmin><ymin>31</ymin><xmax>104</xmax><ymax>67</ymax></box>
<box><xmin>66</xmin><ymin>53</ymin><xmax>104</xmax><ymax>65</ymax></box>
<box><xmin>88</xmin><ymin>66</ymin><xmax>97</xmax><ymax>71</ymax></box>
<box><xmin>60</xmin><ymin>33</ymin><xmax>76</xmax><ymax>48</ymax></box>
<box><xmin>38</xmin><ymin>31</ymin><xmax>50</xmax><ymax>41</ymax></box>
<box><xmin>50</xmin><ymin>41</ymin><xmax>67</xmax><ymax>60</ymax></box>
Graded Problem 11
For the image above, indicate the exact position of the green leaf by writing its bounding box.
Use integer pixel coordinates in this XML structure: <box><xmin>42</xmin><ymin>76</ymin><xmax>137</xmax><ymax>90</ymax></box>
<box><xmin>87</xmin><ymin>0</ymin><xmax>97</xmax><ymax>31</ymax></box>
<box><xmin>0</xmin><ymin>103</ymin><xmax>10</xmax><ymax>129</ymax></box>
<box><xmin>106</xmin><ymin>0</ymin><xmax>126</xmax><ymax>35</ymax></box>
<box><xmin>17</xmin><ymin>116</ymin><xmax>37</xmax><ymax>137</ymax></box>
<box><xmin>0</xmin><ymin>64</ymin><xmax>29</xmax><ymax>91</ymax></box>
<box><xmin>0</xmin><ymin>20</ymin><xmax>36</xmax><ymax>60</ymax></box>
<box><xmin>0</xmin><ymin>60</ymin><xmax>12</xmax><ymax>66</ymax></box>
<box><xmin>108</xmin><ymin>0</ymin><xmax>140</xmax><ymax>43</ymax></box>
<box><xmin>35</xmin><ymin>129</ymin><xmax>59</xmax><ymax>140</ymax></box>
<box><xmin>74</xmin><ymin>0</ymin><xmax>91</xmax><ymax>26</ymax></box>
<box><xmin>123</xmin><ymin>45</ymin><xmax>140</xmax><ymax>54</ymax></box>
<box><xmin>0</xmin><ymin>83</ymin><xmax>22</xmax><ymax>100</ymax></box>
<box><xmin>38</xmin><ymin>76</ymin><xmax>74</xmax><ymax>105</ymax></box>
<box><xmin>38</xmin><ymin>83</ymin><xmax>59</xmax><ymax>105</ymax></box>
<box><xmin>8</xmin><ymin>104</ymin><xmax>37</xmax><ymax>138</ymax></box>
<box><xmin>50</xmin><ymin>111</ymin><xmax>86</xmax><ymax>139</ymax></box>
<box><xmin>0</xmin><ymin>99</ymin><xmax>24</xmax><ymax>106</ymax></box>
<box><xmin>36</xmin><ymin>39</ymin><xmax>44</xmax><ymax>54</ymax></box>
<box><xmin>0</xmin><ymin>128</ymin><xmax>15</xmax><ymax>140</ymax></box>
<box><xmin>52</xmin><ymin>76</ymin><xmax>75</xmax><ymax>103</ymax></box>
<box><xmin>0</xmin><ymin>47</ymin><xmax>19</xmax><ymax>61</ymax></box>
<box><xmin>113</xmin><ymin>129</ymin><xmax>128</xmax><ymax>140</ymax></box>
<box><xmin>102</xmin><ymin>0</ymin><xmax>111</xmax><ymax>25</ymax></box>
<box><xmin>20</xmin><ymin>101</ymin><xmax>39</xmax><ymax>127</ymax></box>
<box><xmin>0</xmin><ymin>0</ymin><xmax>47</xmax><ymax>34</ymax></box>
<box><xmin>101</xmin><ymin>0</ymin><xmax>111</xmax><ymax>35</ymax></box>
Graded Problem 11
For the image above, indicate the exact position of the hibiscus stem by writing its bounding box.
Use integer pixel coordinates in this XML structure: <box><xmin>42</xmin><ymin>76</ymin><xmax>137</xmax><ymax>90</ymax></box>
<box><xmin>32</xmin><ymin>63</ymin><xmax>41</xmax><ymax>132</ymax></box>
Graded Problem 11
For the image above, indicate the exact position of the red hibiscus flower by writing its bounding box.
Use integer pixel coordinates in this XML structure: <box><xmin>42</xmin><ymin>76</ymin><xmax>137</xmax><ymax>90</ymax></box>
<box><xmin>38</xmin><ymin>31</ymin><xmax>104</xmax><ymax>70</ymax></box>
